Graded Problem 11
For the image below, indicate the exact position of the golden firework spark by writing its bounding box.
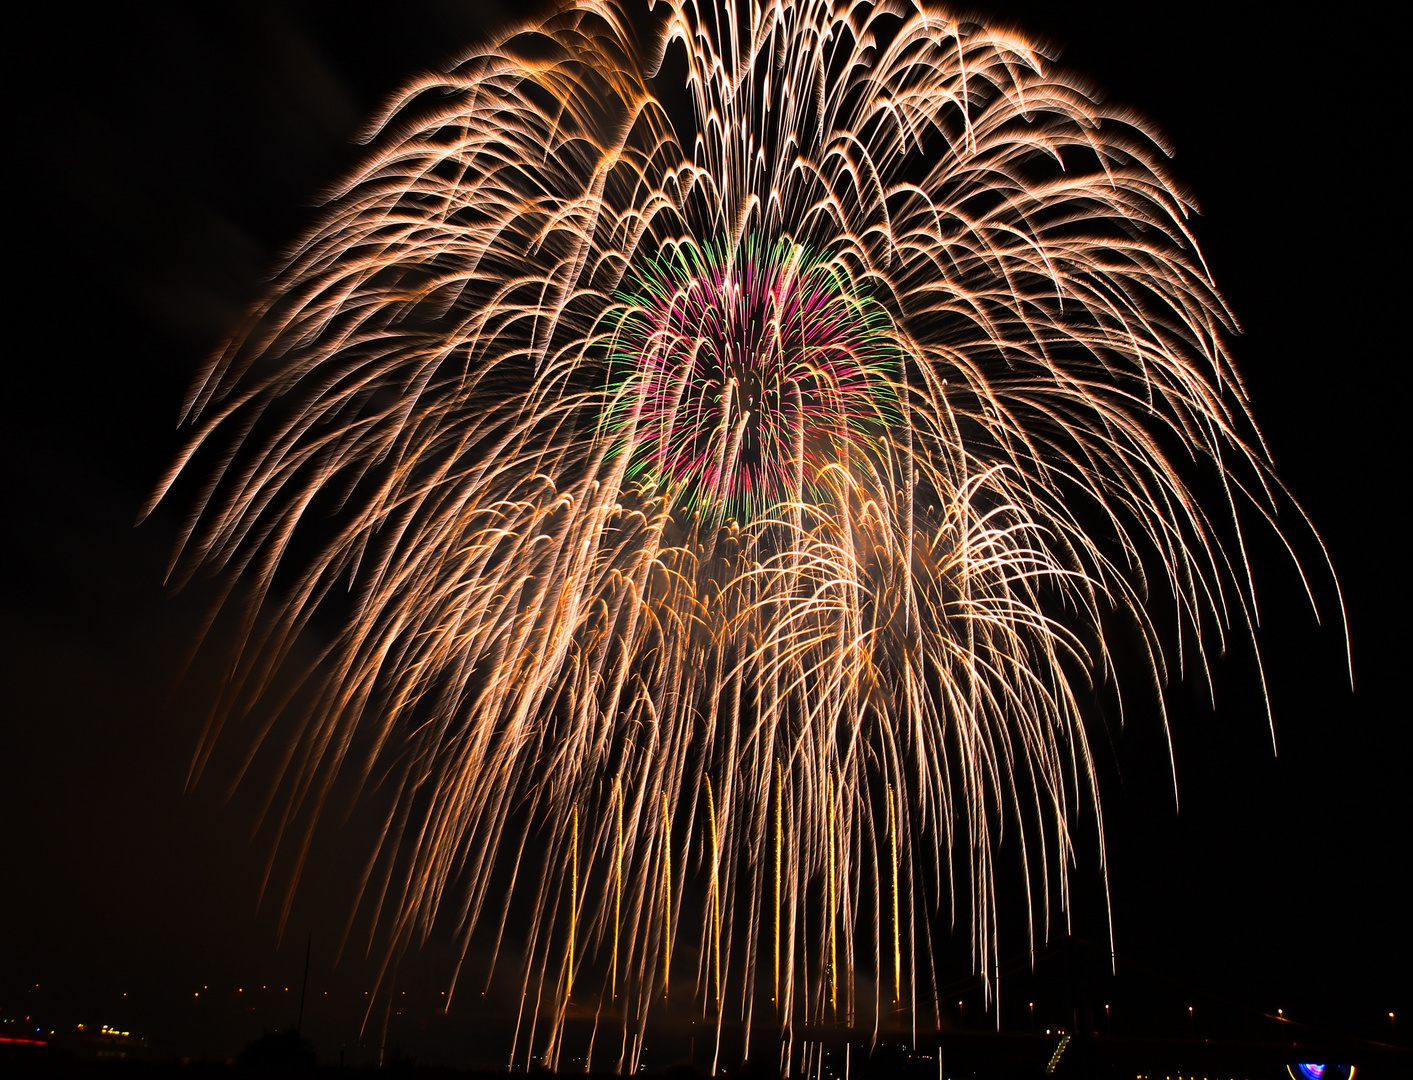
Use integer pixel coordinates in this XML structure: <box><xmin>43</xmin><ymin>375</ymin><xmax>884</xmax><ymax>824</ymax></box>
<box><xmin>150</xmin><ymin>0</ymin><xmax>1339</xmax><ymax>1069</ymax></box>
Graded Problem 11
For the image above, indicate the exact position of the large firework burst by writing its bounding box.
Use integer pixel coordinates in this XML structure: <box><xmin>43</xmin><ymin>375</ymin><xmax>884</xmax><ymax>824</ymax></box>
<box><xmin>151</xmin><ymin>0</ymin><xmax>1330</xmax><ymax>1069</ymax></box>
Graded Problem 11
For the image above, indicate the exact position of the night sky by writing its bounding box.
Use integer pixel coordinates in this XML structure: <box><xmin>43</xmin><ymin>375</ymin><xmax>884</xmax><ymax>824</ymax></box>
<box><xmin>4</xmin><ymin>0</ymin><xmax>1407</xmax><ymax>1069</ymax></box>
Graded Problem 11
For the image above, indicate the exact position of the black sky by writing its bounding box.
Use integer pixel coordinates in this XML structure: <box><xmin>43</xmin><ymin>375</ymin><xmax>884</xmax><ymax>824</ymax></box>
<box><xmin>4</xmin><ymin>0</ymin><xmax>1407</xmax><ymax>1068</ymax></box>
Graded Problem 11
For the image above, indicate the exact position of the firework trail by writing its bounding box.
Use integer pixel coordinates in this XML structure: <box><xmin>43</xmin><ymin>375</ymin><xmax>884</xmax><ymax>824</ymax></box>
<box><xmin>149</xmin><ymin>0</ymin><xmax>1336</xmax><ymax>1069</ymax></box>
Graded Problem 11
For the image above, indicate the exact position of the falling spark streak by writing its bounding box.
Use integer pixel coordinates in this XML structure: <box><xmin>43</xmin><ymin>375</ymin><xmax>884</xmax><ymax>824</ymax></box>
<box><xmin>661</xmin><ymin>790</ymin><xmax>671</xmax><ymax>1001</ymax></box>
<box><xmin>153</xmin><ymin>0</ymin><xmax>1342</xmax><ymax>1066</ymax></box>
<box><xmin>614</xmin><ymin>779</ymin><xmax>623</xmax><ymax>1001</ymax></box>
<box><xmin>774</xmin><ymin>761</ymin><xmax>782</xmax><ymax>1009</ymax></box>
<box><xmin>828</xmin><ymin>772</ymin><xmax>837</xmax><ymax>1015</ymax></box>
<box><xmin>570</xmin><ymin>805</ymin><xmax>579</xmax><ymax>1003</ymax></box>
<box><xmin>889</xmin><ymin>783</ymin><xmax>900</xmax><ymax>1006</ymax></box>
<box><xmin>705</xmin><ymin>775</ymin><xmax>722</xmax><ymax>1012</ymax></box>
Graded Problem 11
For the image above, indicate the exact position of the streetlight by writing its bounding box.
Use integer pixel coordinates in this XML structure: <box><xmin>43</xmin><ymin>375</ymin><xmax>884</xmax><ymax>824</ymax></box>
<box><xmin>1188</xmin><ymin>1005</ymin><xmax>1195</xmax><ymax>1039</ymax></box>
<box><xmin>1029</xmin><ymin>1002</ymin><xmax>1035</xmax><ymax>1032</ymax></box>
<box><xmin>1104</xmin><ymin>1003</ymin><xmax>1110</xmax><ymax>1035</ymax></box>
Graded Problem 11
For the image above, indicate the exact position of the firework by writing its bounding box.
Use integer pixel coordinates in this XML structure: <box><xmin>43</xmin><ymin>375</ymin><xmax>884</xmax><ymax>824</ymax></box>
<box><xmin>150</xmin><ymin>0</ymin><xmax>1333</xmax><ymax>1070</ymax></box>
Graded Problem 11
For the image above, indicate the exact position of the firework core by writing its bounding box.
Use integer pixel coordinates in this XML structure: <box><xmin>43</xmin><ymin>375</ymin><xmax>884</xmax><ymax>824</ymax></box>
<box><xmin>606</xmin><ymin>239</ymin><xmax>898</xmax><ymax>516</ymax></box>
